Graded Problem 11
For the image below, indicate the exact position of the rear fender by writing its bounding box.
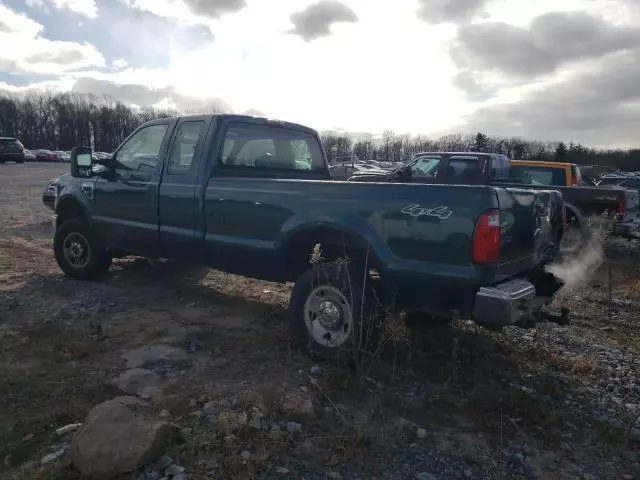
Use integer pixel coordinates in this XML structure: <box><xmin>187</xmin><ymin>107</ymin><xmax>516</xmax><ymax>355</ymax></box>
<box><xmin>277</xmin><ymin>214</ymin><xmax>389</xmax><ymax>265</ymax></box>
<box><xmin>563</xmin><ymin>202</ymin><xmax>585</xmax><ymax>226</ymax></box>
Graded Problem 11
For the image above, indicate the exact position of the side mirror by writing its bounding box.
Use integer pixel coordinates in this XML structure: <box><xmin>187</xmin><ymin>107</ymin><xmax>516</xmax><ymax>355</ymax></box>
<box><xmin>70</xmin><ymin>146</ymin><xmax>93</xmax><ymax>178</ymax></box>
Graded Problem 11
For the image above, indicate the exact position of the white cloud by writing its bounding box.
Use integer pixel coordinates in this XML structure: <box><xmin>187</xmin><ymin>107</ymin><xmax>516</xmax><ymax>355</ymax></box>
<box><xmin>48</xmin><ymin>0</ymin><xmax>98</xmax><ymax>17</ymax></box>
<box><xmin>3</xmin><ymin>0</ymin><xmax>640</xmax><ymax>147</ymax></box>
<box><xmin>0</xmin><ymin>5</ymin><xmax>105</xmax><ymax>75</ymax></box>
<box><xmin>112</xmin><ymin>58</ymin><xmax>129</xmax><ymax>69</ymax></box>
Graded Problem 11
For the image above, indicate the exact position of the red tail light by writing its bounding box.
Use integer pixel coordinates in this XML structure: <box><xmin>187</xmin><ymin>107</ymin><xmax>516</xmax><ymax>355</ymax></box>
<box><xmin>570</xmin><ymin>176</ymin><xmax>579</xmax><ymax>186</ymax></box>
<box><xmin>617</xmin><ymin>199</ymin><xmax>626</xmax><ymax>216</ymax></box>
<box><xmin>472</xmin><ymin>209</ymin><xmax>501</xmax><ymax>264</ymax></box>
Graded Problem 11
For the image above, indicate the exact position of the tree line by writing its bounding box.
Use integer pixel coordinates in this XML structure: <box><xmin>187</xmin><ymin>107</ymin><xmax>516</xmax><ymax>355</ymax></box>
<box><xmin>0</xmin><ymin>92</ymin><xmax>638</xmax><ymax>171</ymax></box>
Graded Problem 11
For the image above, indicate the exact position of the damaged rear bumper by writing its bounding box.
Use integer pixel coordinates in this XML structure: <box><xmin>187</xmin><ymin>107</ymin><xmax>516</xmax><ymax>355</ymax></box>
<box><xmin>473</xmin><ymin>270</ymin><xmax>564</xmax><ymax>327</ymax></box>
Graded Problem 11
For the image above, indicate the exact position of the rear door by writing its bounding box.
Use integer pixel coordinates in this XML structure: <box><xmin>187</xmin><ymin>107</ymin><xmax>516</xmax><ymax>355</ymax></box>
<box><xmin>158</xmin><ymin>117</ymin><xmax>210</xmax><ymax>260</ymax></box>
<box><xmin>92</xmin><ymin>120</ymin><xmax>174</xmax><ymax>256</ymax></box>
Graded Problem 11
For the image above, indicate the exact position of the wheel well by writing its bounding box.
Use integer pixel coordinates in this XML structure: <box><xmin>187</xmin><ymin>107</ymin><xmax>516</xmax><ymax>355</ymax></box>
<box><xmin>283</xmin><ymin>227</ymin><xmax>382</xmax><ymax>282</ymax></box>
<box><xmin>56</xmin><ymin>199</ymin><xmax>87</xmax><ymax>227</ymax></box>
<box><xmin>564</xmin><ymin>206</ymin><xmax>580</xmax><ymax>227</ymax></box>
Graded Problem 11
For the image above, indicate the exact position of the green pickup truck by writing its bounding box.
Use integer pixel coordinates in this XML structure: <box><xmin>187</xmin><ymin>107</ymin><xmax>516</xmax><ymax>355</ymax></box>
<box><xmin>43</xmin><ymin>114</ymin><xmax>565</xmax><ymax>360</ymax></box>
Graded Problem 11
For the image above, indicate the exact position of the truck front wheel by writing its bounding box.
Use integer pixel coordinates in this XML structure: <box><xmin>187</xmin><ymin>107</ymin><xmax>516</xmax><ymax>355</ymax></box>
<box><xmin>54</xmin><ymin>219</ymin><xmax>112</xmax><ymax>280</ymax></box>
<box><xmin>290</xmin><ymin>261</ymin><xmax>381</xmax><ymax>364</ymax></box>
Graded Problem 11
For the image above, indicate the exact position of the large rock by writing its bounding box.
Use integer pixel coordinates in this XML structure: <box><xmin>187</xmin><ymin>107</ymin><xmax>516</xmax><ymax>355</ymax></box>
<box><xmin>71</xmin><ymin>396</ymin><xmax>176</xmax><ymax>479</ymax></box>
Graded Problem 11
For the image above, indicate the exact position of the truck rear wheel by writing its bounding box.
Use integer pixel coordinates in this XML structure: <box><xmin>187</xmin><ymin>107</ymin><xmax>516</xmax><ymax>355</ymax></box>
<box><xmin>559</xmin><ymin>210</ymin><xmax>590</xmax><ymax>255</ymax></box>
<box><xmin>54</xmin><ymin>219</ymin><xmax>112</xmax><ymax>280</ymax></box>
<box><xmin>290</xmin><ymin>261</ymin><xmax>381</xmax><ymax>364</ymax></box>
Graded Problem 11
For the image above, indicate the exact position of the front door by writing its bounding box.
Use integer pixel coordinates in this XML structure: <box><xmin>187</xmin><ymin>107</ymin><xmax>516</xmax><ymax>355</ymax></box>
<box><xmin>158</xmin><ymin>117</ymin><xmax>210</xmax><ymax>260</ymax></box>
<box><xmin>92</xmin><ymin>121</ymin><xmax>173</xmax><ymax>257</ymax></box>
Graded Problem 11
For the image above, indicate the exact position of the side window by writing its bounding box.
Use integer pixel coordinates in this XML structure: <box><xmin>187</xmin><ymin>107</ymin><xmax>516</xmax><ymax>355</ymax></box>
<box><xmin>115</xmin><ymin>124</ymin><xmax>169</xmax><ymax>172</ymax></box>
<box><xmin>219</xmin><ymin>123</ymin><xmax>326</xmax><ymax>172</ymax></box>
<box><xmin>167</xmin><ymin>121</ymin><xmax>205</xmax><ymax>175</ymax></box>
<box><xmin>411</xmin><ymin>156</ymin><xmax>440</xmax><ymax>178</ymax></box>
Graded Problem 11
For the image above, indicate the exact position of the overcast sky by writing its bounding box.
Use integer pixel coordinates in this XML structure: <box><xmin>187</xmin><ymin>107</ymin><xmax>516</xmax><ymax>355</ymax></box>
<box><xmin>0</xmin><ymin>0</ymin><xmax>639</xmax><ymax>148</ymax></box>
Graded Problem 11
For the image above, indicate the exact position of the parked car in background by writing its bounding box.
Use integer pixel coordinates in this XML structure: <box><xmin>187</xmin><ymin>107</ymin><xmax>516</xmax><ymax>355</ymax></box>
<box><xmin>0</xmin><ymin>137</ymin><xmax>26</xmax><ymax>163</ymax></box>
<box><xmin>91</xmin><ymin>152</ymin><xmax>112</xmax><ymax>163</ymax></box>
<box><xmin>23</xmin><ymin>149</ymin><xmax>36</xmax><ymax>161</ymax></box>
<box><xmin>597</xmin><ymin>174</ymin><xmax>640</xmax><ymax>191</ymax></box>
<box><xmin>509</xmin><ymin>160</ymin><xmax>584</xmax><ymax>186</ymax></box>
<box><xmin>329</xmin><ymin>162</ymin><xmax>389</xmax><ymax>180</ymax></box>
<box><xmin>33</xmin><ymin>149</ymin><xmax>58</xmax><ymax>162</ymax></box>
<box><xmin>53</xmin><ymin>151</ymin><xmax>71</xmax><ymax>162</ymax></box>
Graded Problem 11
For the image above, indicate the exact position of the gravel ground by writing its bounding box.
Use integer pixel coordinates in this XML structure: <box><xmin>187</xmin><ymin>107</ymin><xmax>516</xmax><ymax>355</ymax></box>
<box><xmin>1</xmin><ymin>163</ymin><xmax>639</xmax><ymax>480</ymax></box>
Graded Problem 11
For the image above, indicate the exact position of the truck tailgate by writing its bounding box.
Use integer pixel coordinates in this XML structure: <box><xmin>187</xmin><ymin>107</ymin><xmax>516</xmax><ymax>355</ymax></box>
<box><xmin>495</xmin><ymin>187</ymin><xmax>562</xmax><ymax>276</ymax></box>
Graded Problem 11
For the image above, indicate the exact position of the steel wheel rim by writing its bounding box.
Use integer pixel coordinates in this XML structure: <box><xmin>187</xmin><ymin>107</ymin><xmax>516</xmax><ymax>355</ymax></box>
<box><xmin>63</xmin><ymin>232</ymin><xmax>90</xmax><ymax>269</ymax></box>
<box><xmin>303</xmin><ymin>285</ymin><xmax>353</xmax><ymax>348</ymax></box>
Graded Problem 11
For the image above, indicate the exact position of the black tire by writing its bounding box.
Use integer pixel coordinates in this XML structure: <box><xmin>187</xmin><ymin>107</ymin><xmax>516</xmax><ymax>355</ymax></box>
<box><xmin>54</xmin><ymin>219</ymin><xmax>112</xmax><ymax>280</ymax></box>
<box><xmin>290</xmin><ymin>260</ymin><xmax>381</xmax><ymax>364</ymax></box>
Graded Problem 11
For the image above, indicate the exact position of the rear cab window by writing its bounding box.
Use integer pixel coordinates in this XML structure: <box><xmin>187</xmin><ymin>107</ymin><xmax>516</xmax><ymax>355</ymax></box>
<box><xmin>510</xmin><ymin>164</ymin><xmax>567</xmax><ymax>186</ymax></box>
<box><xmin>439</xmin><ymin>154</ymin><xmax>487</xmax><ymax>184</ymax></box>
<box><xmin>218</xmin><ymin>122</ymin><xmax>327</xmax><ymax>177</ymax></box>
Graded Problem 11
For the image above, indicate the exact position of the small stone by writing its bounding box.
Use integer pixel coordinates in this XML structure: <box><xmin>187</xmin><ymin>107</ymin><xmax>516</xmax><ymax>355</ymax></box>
<box><xmin>300</xmin><ymin>386</ymin><xmax>309</xmax><ymax>393</ymax></box>
<box><xmin>154</xmin><ymin>455</ymin><xmax>174</xmax><ymax>470</ymax></box>
<box><xmin>286</xmin><ymin>421</ymin><xmax>302</xmax><ymax>433</ymax></box>
<box><xmin>165</xmin><ymin>464</ymin><xmax>185</xmax><ymax>476</ymax></box>
<box><xmin>417</xmin><ymin>473</ymin><xmax>436</xmax><ymax>480</ymax></box>
<box><xmin>249</xmin><ymin>414</ymin><xmax>265</xmax><ymax>430</ymax></box>
<box><xmin>327</xmin><ymin>471</ymin><xmax>342</xmax><ymax>479</ymax></box>
<box><xmin>464</xmin><ymin>469</ymin><xmax>472</xmax><ymax>477</ymax></box>
<box><xmin>417</xmin><ymin>428</ymin><xmax>427</xmax><ymax>439</ymax></box>
<box><xmin>159</xmin><ymin>410</ymin><xmax>171</xmax><ymax>419</ymax></box>
<box><xmin>41</xmin><ymin>447</ymin><xmax>66</xmax><ymax>465</ymax></box>
<box><xmin>55</xmin><ymin>423</ymin><xmax>82</xmax><ymax>436</ymax></box>
<box><xmin>172</xmin><ymin>475</ymin><xmax>186</xmax><ymax>480</ymax></box>
<box><xmin>282</xmin><ymin>391</ymin><xmax>314</xmax><ymax>417</ymax></box>
<box><xmin>202</xmin><ymin>401</ymin><xmax>216</xmax><ymax>412</ymax></box>
<box><xmin>241</xmin><ymin>450</ymin><xmax>251</xmax><ymax>461</ymax></box>
<box><xmin>309</xmin><ymin>365</ymin><xmax>322</xmax><ymax>375</ymax></box>
<box><xmin>276</xmin><ymin>467</ymin><xmax>290</xmax><ymax>475</ymax></box>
